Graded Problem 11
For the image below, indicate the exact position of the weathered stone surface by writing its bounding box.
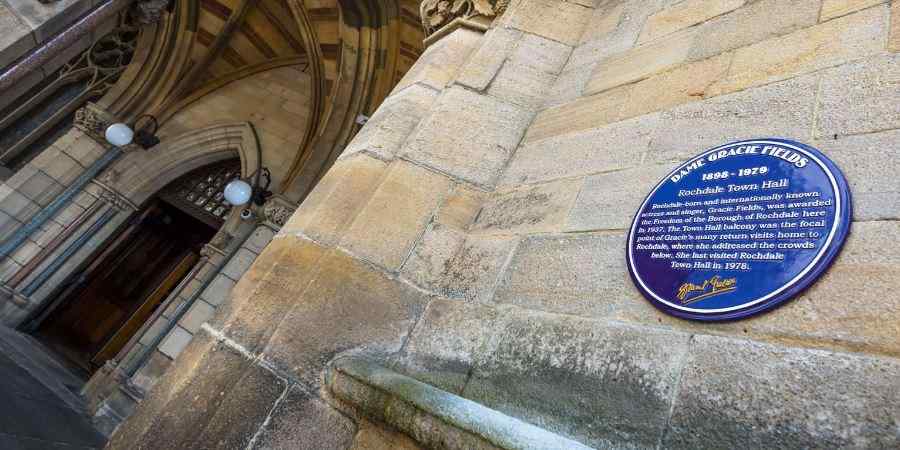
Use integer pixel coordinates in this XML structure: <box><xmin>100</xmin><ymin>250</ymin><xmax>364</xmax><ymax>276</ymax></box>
<box><xmin>566</xmin><ymin>164</ymin><xmax>673</xmax><ymax>232</ymax></box>
<box><xmin>525</xmin><ymin>84</ymin><xmax>630</xmax><ymax>143</ymax></box>
<box><xmin>664</xmin><ymin>335</ymin><xmax>900</xmax><ymax>449</ymax></box>
<box><xmin>244</xmin><ymin>226</ymin><xmax>275</xmax><ymax>254</ymax></box>
<box><xmin>709</xmin><ymin>5</ymin><xmax>888</xmax><ymax>97</ymax></box>
<box><xmin>456</xmin><ymin>27</ymin><xmax>523</xmax><ymax>91</ymax></box>
<box><xmin>687</xmin><ymin>0</ymin><xmax>821</xmax><ymax>62</ymax></box>
<box><xmin>217</xmin><ymin>237</ymin><xmax>326</xmax><ymax>353</ymax></box>
<box><xmin>12</xmin><ymin>168</ymin><xmax>64</xmax><ymax>207</ymax></box>
<box><xmin>585</xmin><ymin>28</ymin><xmax>695</xmax><ymax>95</ymax></box>
<box><xmin>392</xmin><ymin>300</ymin><xmax>501</xmax><ymax>394</ymax></box>
<box><xmin>579</xmin><ymin>0</ymin><xmax>626</xmax><ymax>45</ymax></box>
<box><xmin>262</xmin><ymin>249</ymin><xmax>430</xmax><ymax>389</ymax></box>
<box><xmin>403</xmin><ymin>86</ymin><xmax>532</xmax><ymax>187</ymax></box>
<box><xmin>349</xmin><ymin>419</ymin><xmax>424</xmax><ymax>450</ymax></box>
<box><xmin>253</xmin><ymin>386</ymin><xmax>357</xmax><ymax>450</ymax></box>
<box><xmin>486</xmin><ymin>33</ymin><xmax>572</xmax><ymax>110</ymax></box>
<box><xmin>4</xmin><ymin>0</ymin><xmax>91</xmax><ymax>43</ymax></box>
<box><xmin>395</xmin><ymin>28</ymin><xmax>483</xmax><ymax>92</ymax></box>
<box><xmin>221</xmin><ymin>247</ymin><xmax>257</xmax><ymax>281</ymax></box>
<box><xmin>638</xmin><ymin>0</ymin><xmax>745</xmax><ymax>44</ymax></box>
<box><xmin>158</xmin><ymin>325</ymin><xmax>192</xmax><ymax>360</ymax></box>
<box><xmin>619</xmin><ymin>52</ymin><xmax>732</xmax><ymax>119</ymax></box>
<box><xmin>178</xmin><ymin>300</ymin><xmax>215</xmax><ymax>334</ymax></box>
<box><xmin>647</xmin><ymin>74</ymin><xmax>818</xmax><ymax>164</ymax></box>
<box><xmin>402</xmin><ymin>225</ymin><xmax>516</xmax><ymax>302</ymax></box>
<box><xmin>471</xmin><ymin>178</ymin><xmax>582</xmax><ymax>234</ymax></box>
<box><xmin>189</xmin><ymin>363</ymin><xmax>285</xmax><ymax>449</ymax></box>
<box><xmin>814</xmin><ymin>130</ymin><xmax>900</xmax><ymax>221</ymax></box>
<box><xmin>891</xmin><ymin>0</ymin><xmax>900</xmax><ymax>51</ymax></box>
<box><xmin>493</xmin><ymin>233</ymin><xmax>641</xmax><ymax>318</ymax></box>
<box><xmin>282</xmin><ymin>155</ymin><xmax>388</xmax><ymax>246</ymax></box>
<box><xmin>503</xmin><ymin>113</ymin><xmax>655</xmax><ymax>185</ymax></box>
<box><xmin>344</xmin><ymin>84</ymin><xmax>438</xmax><ymax>160</ymax></box>
<box><xmin>542</xmin><ymin>63</ymin><xmax>593</xmax><ymax>108</ymax></box>
<box><xmin>821</xmin><ymin>0</ymin><xmax>886</xmax><ymax>21</ymax></box>
<box><xmin>198</xmin><ymin>274</ymin><xmax>235</xmax><ymax>306</ymax></box>
<box><xmin>466</xmin><ymin>313</ymin><xmax>691</xmax><ymax>449</ymax></box>
<box><xmin>0</xmin><ymin>184</ymin><xmax>40</xmax><ymax>222</ymax></box>
<box><xmin>341</xmin><ymin>161</ymin><xmax>451</xmax><ymax>270</ymax></box>
<box><xmin>0</xmin><ymin>3</ymin><xmax>35</xmax><ymax>69</ymax></box>
<box><xmin>433</xmin><ymin>185</ymin><xmax>485</xmax><ymax>230</ymax></box>
<box><xmin>30</xmin><ymin>147</ymin><xmax>84</xmax><ymax>186</ymax></box>
<box><xmin>499</xmin><ymin>0</ymin><xmax>592</xmax><ymax>46</ymax></box>
<box><xmin>816</xmin><ymin>54</ymin><xmax>900</xmax><ymax>138</ymax></box>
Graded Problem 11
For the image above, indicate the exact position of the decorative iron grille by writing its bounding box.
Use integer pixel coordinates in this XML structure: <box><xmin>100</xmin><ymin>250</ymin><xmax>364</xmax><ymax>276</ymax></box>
<box><xmin>158</xmin><ymin>159</ymin><xmax>242</xmax><ymax>228</ymax></box>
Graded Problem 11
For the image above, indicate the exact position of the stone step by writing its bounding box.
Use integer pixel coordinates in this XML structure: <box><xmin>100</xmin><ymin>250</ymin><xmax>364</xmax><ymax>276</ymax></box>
<box><xmin>0</xmin><ymin>326</ymin><xmax>88</xmax><ymax>413</ymax></box>
<box><xmin>326</xmin><ymin>356</ymin><xmax>594</xmax><ymax>450</ymax></box>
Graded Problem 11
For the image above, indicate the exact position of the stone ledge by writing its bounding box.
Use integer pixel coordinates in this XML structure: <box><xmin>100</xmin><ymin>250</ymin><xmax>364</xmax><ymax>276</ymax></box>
<box><xmin>326</xmin><ymin>357</ymin><xmax>593</xmax><ymax>450</ymax></box>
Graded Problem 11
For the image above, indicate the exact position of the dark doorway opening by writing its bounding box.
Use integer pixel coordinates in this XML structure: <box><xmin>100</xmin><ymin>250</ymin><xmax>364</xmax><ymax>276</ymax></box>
<box><xmin>31</xmin><ymin>199</ymin><xmax>217</xmax><ymax>378</ymax></box>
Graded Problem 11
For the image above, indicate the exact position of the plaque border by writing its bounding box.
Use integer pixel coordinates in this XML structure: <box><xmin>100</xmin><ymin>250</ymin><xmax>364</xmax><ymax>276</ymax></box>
<box><xmin>626</xmin><ymin>138</ymin><xmax>852</xmax><ymax>321</ymax></box>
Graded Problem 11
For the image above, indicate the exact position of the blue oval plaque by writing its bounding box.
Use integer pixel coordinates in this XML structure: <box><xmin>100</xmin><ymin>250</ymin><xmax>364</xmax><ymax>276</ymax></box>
<box><xmin>627</xmin><ymin>139</ymin><xmax>851</xmax><ymax>321</ymax></box>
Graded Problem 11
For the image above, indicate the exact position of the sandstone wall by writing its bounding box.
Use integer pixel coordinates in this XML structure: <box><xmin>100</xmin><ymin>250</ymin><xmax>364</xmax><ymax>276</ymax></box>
<box><xmin>111</xmin><ymin>1</ymin><xmax>900</xmax><ymax>448</ymax></box>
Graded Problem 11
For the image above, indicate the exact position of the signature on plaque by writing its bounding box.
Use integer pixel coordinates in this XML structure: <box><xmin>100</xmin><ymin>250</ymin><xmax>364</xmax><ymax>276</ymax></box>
<box><xmin>677</xmin><ymin>276</ymin><xmax>737</xmax><ymax>305</ymax></box>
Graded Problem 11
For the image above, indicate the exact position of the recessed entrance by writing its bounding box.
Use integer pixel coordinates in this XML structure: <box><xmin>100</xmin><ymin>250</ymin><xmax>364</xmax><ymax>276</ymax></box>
<box><xmin>25</xmin><ymin>159</ymin><xmax>241</xmax><ymax>379</ymax></box>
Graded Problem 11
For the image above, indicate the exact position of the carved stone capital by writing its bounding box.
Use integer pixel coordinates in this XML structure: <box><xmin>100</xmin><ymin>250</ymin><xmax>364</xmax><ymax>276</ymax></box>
<box><xmin>261</xmin><ymin>196</ymin><xmax>296</xmax><ymax>229</ymax></box>
<box><xmin>74</xmin><ymin>103</ymin><xmax>114</xmax><ymax>144</ymax></box>
<box><xmin>420</xmin><ymin>0</ymin><xmax>509</xmax><ymax>37</ymax></box>
<box><xmin>92</xmin><ymin>181</ymin><xmax>138</xmax><ymax>211</ymax></box>
<box><xmin>131</xmin><ymin>0</ymin><xmax>170</xmax><ymax>25</ymax></box>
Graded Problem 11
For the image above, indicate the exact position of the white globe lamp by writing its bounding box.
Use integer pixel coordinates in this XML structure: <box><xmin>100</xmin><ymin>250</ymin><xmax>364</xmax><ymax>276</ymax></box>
<box><xmin>223</xmin><ymin>179</ymin><xmax>253</xmax><ymax>206</ymax></box>
<box><xmin>105</xmin><ymin>123</ymin><xmax>134</xmax><ymax>147</ymax></box>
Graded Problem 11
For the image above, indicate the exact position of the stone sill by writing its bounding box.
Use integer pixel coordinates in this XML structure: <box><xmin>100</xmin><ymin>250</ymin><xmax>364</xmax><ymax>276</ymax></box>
<box><xmin>326</xmin><ymin>357</ymin><xmax>592</xmax><ymax>450</ymax></box>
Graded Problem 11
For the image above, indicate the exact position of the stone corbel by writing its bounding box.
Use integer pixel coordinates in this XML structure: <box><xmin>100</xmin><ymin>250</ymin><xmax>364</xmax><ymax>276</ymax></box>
<box><xmin>421</xmin><ymin>0</ymin><xmax>510</xmax><ymax>46</ymax></box>
<box><xmin>131</xmin><ymin>0</ymin><xmax>170</xmax><ymax>25</ymax></box>
<box><xmin>92</xmin><ymin>180</ymin><xmax>138</xmax><ymax>212</ymax></box>
<box><xmin>261</xmin><ymin>196</ymin><xmax>296</xmax><ymax>230</ymax></box>
<box><xmin>73</xmin><ymin>103</ymin><xmax>115</xmax><ymax>145</ymax></box>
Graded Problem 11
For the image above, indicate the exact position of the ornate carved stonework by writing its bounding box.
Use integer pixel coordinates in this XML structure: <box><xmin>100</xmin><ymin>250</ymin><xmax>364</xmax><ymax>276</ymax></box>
<box><xmin>74</xmin><ymin>104</ymin><xmax>112</xmax><ymax>142</ymax></box>
<box><xmin>132</xmin><ymin>0</ymin><xmax>170</xmax><ymax>25</ymax></box>
<box><xmin>96</xmin><ymin>183</ymin><xmax>137</xmax><ymax>211</ymax></box>
<box><xmin>262</xmin><ymin>197</ymin><xmax>296</xmax><ymax>229</ymax></box>
<box><xmin>420</xmin><ymin>0</ymin><xmax>510</xmax><ymax>36</ymax></box>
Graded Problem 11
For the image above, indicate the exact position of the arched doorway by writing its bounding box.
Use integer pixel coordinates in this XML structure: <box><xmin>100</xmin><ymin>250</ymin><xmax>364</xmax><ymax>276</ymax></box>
<box><xmin>28</xmin><ymin>160</ymin><xmax>242</xmax><ymax>377</ymax></box>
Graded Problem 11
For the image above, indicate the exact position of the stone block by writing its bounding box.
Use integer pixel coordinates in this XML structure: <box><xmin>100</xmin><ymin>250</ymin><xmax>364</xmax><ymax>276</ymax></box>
<box><xmin>507</xmin><ymin>32</ymin><xmax>572</xmax><ymax>75</ymax></box>
<box><xmin>199</xmin><ymin>274</ymin><xmax>235</xmax><ymax>306</ymax></box>
<box><xmin>821</xmin><ymin>0</ymin><xmax>886</xmax><ymax>21</ymax></box>
<box><xmin>524</xmin><ymin>84</ymin><xmax>630</xmax><ymax>143</ymax></box>
<box><xmin>0</xmin><ymin>210</ymin><xmax>21</xmax><ymax>242</ymax></box>
<box><xmin>647</xmin><ymin>74</ymin><xmax>818</xmax><ymax>164</ymax></box>
<box><xmin>493</xmin><ymin>232</ymin><xmax>641</xmax><ymax>318</ymax></box>
<box><xmin>261</xmin><ymin>249</ymin><xmax>430</xmax><ymax>389</ymax></box>
<box><xmin>391</xmin><ymin>299</ymin><xmax>502</xmax><ymax>394</ymax></box>
<box><xmin>251</xmin><ymin>386</ymin><xmax>357</xmax><ymax>450</ymax></box>
<box><xmin>4</xmin><ymin>0</ymin><xmax>91</xmax><ymax>43</ymax></box>
<box><xmin>0</xmin><ymin>3</ymin><xmax>35</xmax><ymax>69</ymax></box>
<box><xmin>566</xmin><ymin>164</ymin><xmax>674</xmax><ymax>232</ymax></box>
<box><xmin>814</xmin><ymin>130</ymin><xmax>900</xmax><ymax>221</ymax></box>
<box><xmin>433</xmin><ymin>185</ymin><xmax>485</xmax><ymax>230</ymax></box>
<box><xmin>221</xmin><ymin>247</ymin><xmax>257</xmax><ymax>281</ymax></box>
<box><xmin>349</xmin><ymin>419</ymin><xmax>423</xmax><ymax>450</ymax></box>
<box><xmin>456</xmin><ymin>27</ymin><xmax>523</xmax><ymax>91</ymax></box>
<box><xmin>664</xmin><ymin>335</ymin><xmax>900</xmax><ymax>449</ymax></box>
<box><xmin>52</xmin><ymin>202</ymin><xmax>84</xmax><ymax>228</ymax></box>
<box><xmin>394</xmin><ymin>27</ymin><xmax>483</xmax><ymax>92</ymax></box>
<box><xmin>499</xmin><ymin>0</ymin><xmax>592</xmax><ymax>46</ymax></box>
<box><xmin>12</xmin><ymin>168</ymin><xmax>64</xmax><ymax>207</ymax></box>
<box><xmin>708</xmin><ymin>5</ymin><xmax>888</xmax><ymax>97</ymax></box>
<box><xmin>244</xmin><ymin>226</ymin><xmax>275</xmax><ymax>254</ymax></box>
<box><xmin>579</xmin><ymin>0</ymin><xmax>626</xmax><ymax>45</ymax></box>
<box><xmin>585</xmin><ymin>28</ymin><xmax>695</xmax><ymax>95</ymax></box>
<box><xmin>465</xmin><ymin>313</ymin><xmax>691</xmax><ymax>449</ymax></box>
<box><xmin>138</xmin><ymin>317</ymin><xmax>169</xmax><ymax>347</ymax></box>
<box><xmin>687</xmin><ymin>0</ymin><xmax>822</xmax><ymax>62</ymax></box>
<box><xmin>0</xmin><ymin>185</ymin><xmax>40</xmax><ymax>222</ymax></box>
<box><xmin>343</xmin><ymin>84</ymin><xmax>438</xmax><ymax>160</ymax></box>
<box><xmin>638</xmin><ymin>0</ymin><xmax>745</xmax><ymax>45</ymax></box>
<box><xmin>30</xmin><ymin>147</ymin><xmax>84</xmax><ymax>186</ymax></box>
<box><xmin>62</xmin><ymin>134</ymin><xmax>106</xmax><ymax>167</ymax></box>
<box><xmin>402</xmin><ymin>225</ymin><xmax>517</xmax><ymax>302</ymax></box>
<box><xmin>541</xmin><ymin>63</ymin><xmax>593</xmax><ymax>108</ymax></box>
<box><xmin>158</xmin><ymin>325</ymin><xmax>193</xmax><ymax>359</ymax></box>
<box><xmin>502</xmin><ymin>113</ymin><xmax>656</xmax><ymax>186</ymax></box>
<box><xmin>816</xmin><ymin>54</ymin><xmax>900</xmax><ymax>138</ymax></box>
<box><xmin>891</xmin><ymin>0</ymin><xmax>900</xmax><ymax>51</ymax></box>
<box><xmin>188</xmin><ymin>363</ymin><xmax>286</xmax><ymax>449</ymax></box>
<box><xmin>471</xmin><ymin>178</ymin><xmax>582</xmax><ymax>235</ymax></box>
<box><xmin>282</xmin><ymin>154</ymin><xmax>388</xmax><ymax>246</ymax></box>
<box><xmin>403</xmin><ymin>86</ymin><xmax>533</xmax><ymax>187</ymax></box>
<box><xmin>178</xmin><ymin>300</ymin><xmax>216</xmax><ymax>334</ymax></box>
<box><xmin>10</xmin><ymin>239</ymin><xmax>39</xmax><ymax>265</ymax></box>
<box><xmin>0</xmin><ymin>258</ymin><xmax>22</xmax><ymax>283</ymax></box>
<box><xmin>32</xmin><ymin>220</ymin><xmax>63</xmax><ymax>248</ymax></box>
<box><xmin>619</xmin><ymin>52</ymin><xmax>732</xmax><ymax>120</ymax></box>
<box><xmin>217</xmin><ymin>237</ymin><xmax>327</xmax><ymax>354</ymax></box>
<box><xmin>486</xmin><ymin>61</ymin><xmax>559</xmax><ymax>111</ymax></box>
<box><xmin>340</xmin><ymin>161</ymin><xmax>451</xmax><ymax>270</ymax></box>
